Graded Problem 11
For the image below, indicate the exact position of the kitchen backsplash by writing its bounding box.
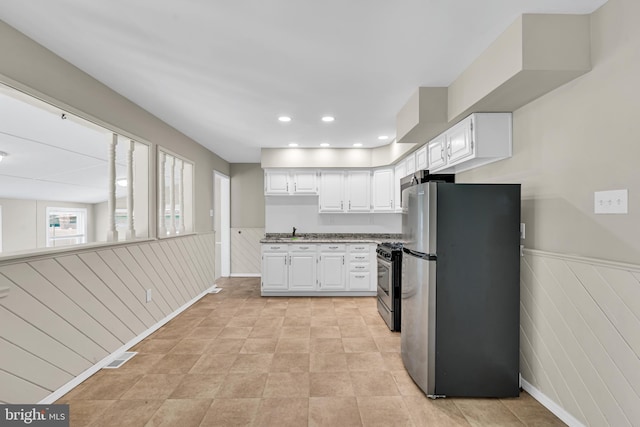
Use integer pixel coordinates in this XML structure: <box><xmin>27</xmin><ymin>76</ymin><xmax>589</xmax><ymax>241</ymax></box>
<box><xmin>265</xmin><ymin>196</ymin><xmax>402</xmax><ymax>234</ymax></box>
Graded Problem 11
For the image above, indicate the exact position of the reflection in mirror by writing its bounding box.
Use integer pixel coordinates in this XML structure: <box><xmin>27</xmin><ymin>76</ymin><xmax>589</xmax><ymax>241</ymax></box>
<box><xmin>0</xmin><ymin>83</ymin><xmax>149</xmax><ymax>255</ymax></box>
<box><xmin>158</xmin><ymin>150</ymin><xmax>193</xmax><ymax>237</ymax></box>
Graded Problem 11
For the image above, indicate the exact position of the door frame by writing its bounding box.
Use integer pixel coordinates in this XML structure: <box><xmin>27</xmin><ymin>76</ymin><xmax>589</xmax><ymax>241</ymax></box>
<box><xmin>213</xmin><ymin>171</ymin><xmax>230</xmax><ymax>278</ymax></box>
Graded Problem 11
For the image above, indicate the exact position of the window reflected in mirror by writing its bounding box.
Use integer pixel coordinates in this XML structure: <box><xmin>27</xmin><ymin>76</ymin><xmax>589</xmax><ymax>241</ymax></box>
<box><xmin>0</xmin><ymin>83</ymin><xmax>149</xmax><ymax>255</ymax></box>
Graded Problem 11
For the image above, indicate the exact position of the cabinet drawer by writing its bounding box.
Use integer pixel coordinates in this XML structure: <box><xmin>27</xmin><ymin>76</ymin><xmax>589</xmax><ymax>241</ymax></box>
<box><xmin>320</xmin><ymin>244</ymin><xmax>346</xmax><ymax>252</ymax></box>
<box><xmin>349</xmin><ymin>272</ymin><xmax>371</xmax><ymax>290</ymax></box>
<box><xmin>263</xmin><ymin>244</ymin><xmax>288</xmax><ymax>252</ymax></box>
<box><xmin>349</xmin><ymin>244</ymin><xmax>369</xmax><ymax>252</ymax></box>
<box><xmin>290</xmin><ymin>244</ymin><xmax>316</xmax><ymax>252</ymax></box>
<box><xmin>349</xmin><ymin>262</ymin><xmax>369</xmax><ymax>272</ymax></box>
<box><xmin>349</xmin><ymin>253</ymin><xmax>370</xmax><ymax>263</ymax></box>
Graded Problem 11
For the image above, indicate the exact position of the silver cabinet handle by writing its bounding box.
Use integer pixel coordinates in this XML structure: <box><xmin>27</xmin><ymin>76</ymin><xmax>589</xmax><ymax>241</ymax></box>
<box><xmin>329</xmin><ymin>246</ymin><xmax>339</xmax><ymax>249</ymax></box>
<box><xmin>349</xmin><ymin>200</ymin><xmax>351</xmax><ymax>210</ymax></box>
<box><xmin>294</xmin><ymin>182</ymin><xmax>297</xmax><ymax>192</ymax></box>
<box><xmin>440</xmin><ymin>147</ymin><xmax>445</xmax><ymax>161</ymax></box>
<box><xmin>341</xmin><ymin>201</ymin><xmax>344</xmax><ymax>210</ymax></box>
<box><xmin>270</xmin><ymin>246</ymin><xmax>281</xmax><ymax>250</ymax></box>
<box><xmin>448</xmin><ymin>143</ymin><xmax>452</xmax><ymax>158</ymax></box>
<box><xmin>355</xmin><ymin>275</ymin><xmax>365</xmax><ymax>279</ymax></box>
<box><xmin>390</xmin><ymin>200</ymin><xmax>392</xmax><ymax>207</ymax></box>
<box><xmin>299</xmin><ymin>246</ymin><xmax>309</xmax><ymax>250</ymax></box>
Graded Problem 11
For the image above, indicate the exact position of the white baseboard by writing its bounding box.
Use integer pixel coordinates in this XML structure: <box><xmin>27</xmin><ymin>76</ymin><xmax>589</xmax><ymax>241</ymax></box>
<box><xmin>230</xmin><ymin>273</ymin><xmax>261</xmax><ymax>277</ymax></box>
<box><xmin>38</xmin><ymin>285</ymin><xmax>218</xmax><ymax>404</ymax></box>
<box><xmin>521</xmin><ymin>377</ymin><xmax>585</xmax><ymax>427</ymax></box>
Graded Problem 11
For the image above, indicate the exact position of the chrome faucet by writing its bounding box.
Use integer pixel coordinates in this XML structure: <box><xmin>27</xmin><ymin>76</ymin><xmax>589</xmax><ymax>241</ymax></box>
<box><xmin>292</xmin><ymin>226</ymin><xmax>297</xmax><ymax>237</ymax></box>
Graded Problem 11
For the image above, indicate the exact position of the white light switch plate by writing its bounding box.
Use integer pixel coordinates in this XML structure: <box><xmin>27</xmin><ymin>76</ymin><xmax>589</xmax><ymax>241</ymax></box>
<box><xmin>594</xmin><ymin>189</ymin><xmax>628</xmax><ymax>214</ymax></box>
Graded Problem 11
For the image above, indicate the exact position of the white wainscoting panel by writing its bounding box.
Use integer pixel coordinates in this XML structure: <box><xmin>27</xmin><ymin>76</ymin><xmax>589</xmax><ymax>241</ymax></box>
<box><xmin>521</xmin><ymin>249</ymin><xmax>640</xmax><ymax>427</ymax></box>
<box><xmin>0</xmin><ymin>233</ymin><xmax>215</xmax><ymax>403</ymax></box>
<box><xmin>231</xmin><ymin>227</ymin><xmax>263</xmax><ymax>276</ymax></box>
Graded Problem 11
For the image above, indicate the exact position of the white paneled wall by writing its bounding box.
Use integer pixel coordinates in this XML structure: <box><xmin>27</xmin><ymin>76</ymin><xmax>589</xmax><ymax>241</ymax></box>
<box><xmin>231</xmin><ymin>227</ymin><xmax>263</xmax><ymax>276</ymax></box>
<box><xmin>0</xmin><ymin>233</ymin><xmax>215</xmax><ymax>404</ymax></box>
<box><xmin>521</xmin><ymin>250</ymin><xmax>640</xmax><ymax>426</ymax></box>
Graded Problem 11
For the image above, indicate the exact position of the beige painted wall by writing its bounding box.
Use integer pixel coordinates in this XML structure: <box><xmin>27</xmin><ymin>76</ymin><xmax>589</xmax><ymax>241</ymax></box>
<box><xmin>459</xmin><ymin>0</ymin><xmax>640</xmax><ymax>265</ymax></box>
<box><xmin>230</xmin><ymin>163</ymin><xmax>265</xmax><ymax>228</ymax></box>
<box><xmin>0</xmin><ymin>20</ymin><xmax>229</xmax><ymax>234</ymax></box>
<box><xmin>0</xmin><ymin>198</ymin><xmax>96</xmax><ymax>253</ymax></box>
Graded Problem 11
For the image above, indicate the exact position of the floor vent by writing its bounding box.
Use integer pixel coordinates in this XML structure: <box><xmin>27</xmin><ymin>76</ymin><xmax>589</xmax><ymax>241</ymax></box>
<box><xmin>210</xmin><ymin>284</ymin><xmax>223</xmax><ymax>294</ymax></box>
<box><xmin>103</xmin><ymin>351</ymin><xmax>137</xmax><ymax>369</ymax></box>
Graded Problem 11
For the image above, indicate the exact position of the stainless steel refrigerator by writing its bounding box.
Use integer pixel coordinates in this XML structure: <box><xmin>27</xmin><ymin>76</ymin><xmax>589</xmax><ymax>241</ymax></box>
<box><xmin>401</xmin><ymin>182</ymin><xmax>520</xmax><ymax>398</ymax></box>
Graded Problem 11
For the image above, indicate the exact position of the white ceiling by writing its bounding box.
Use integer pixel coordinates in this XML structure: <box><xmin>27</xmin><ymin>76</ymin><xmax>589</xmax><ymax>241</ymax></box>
<box><xmin>0</xmin><ymin>0</ymin><xmax>607</xmax><ymax>163</ymax></box>
<box><xmin>0</xmin><ymin>86</ymin><xmax>131</xmax><ymax>203</ymax></box>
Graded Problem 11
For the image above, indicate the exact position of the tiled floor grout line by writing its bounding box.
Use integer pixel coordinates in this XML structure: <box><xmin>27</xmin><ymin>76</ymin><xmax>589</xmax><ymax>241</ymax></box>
<box><xmin>54</xmin><ymin>277</ymin><xmax>565</xmax><ymax>427</ymax></box>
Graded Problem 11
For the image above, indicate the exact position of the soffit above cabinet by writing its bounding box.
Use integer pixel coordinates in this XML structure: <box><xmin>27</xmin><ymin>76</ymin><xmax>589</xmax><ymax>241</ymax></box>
<box><xmin>396</xmin><ymin>13</ymin><xmax>591</xmax><ymax>147</ymax></box>
<box><xmin>395</xmin><ymin>87</ymin><xmax>449</xmax><ymax>145</ymax></box>
<box><xmin>447</xmin><ymin>13</ymin><xmax>591</xmax><ymax>121</ymax></box>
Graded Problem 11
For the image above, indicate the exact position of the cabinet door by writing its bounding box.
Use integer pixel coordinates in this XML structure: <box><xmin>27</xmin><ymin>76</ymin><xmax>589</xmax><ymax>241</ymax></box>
<box><xmin>428</xmin><ymin>136</ymin><xmax>447</xmax><ymax>170</ymax></box>
<box><xmin>262</xmin><ymin>252</ymin><xmax>288</xmax><ymax>290</ymax></box>
<box><xmin>447</xmin><ymin>117</ymin><xmax>474</xmax><ymax>164</ymax></box>
<box><xmin>416</xmin><ymin>146</ymin><xmax>428</xmax><ymax>170</ymax></box>
<box><xmin>265</xmin><ymin>170</ymin><xmax>290</xmax><ymax>195</ymax></box>
<box><xmin>394</xmin><ymin>162</ymin><xmax>406</xmax><ymax>211</ymax></box>
<box><xmin>319</xmin><ymin>171</ymin><xmax>344</xmax><ymax>212</ymax></box>
<box><xmin>372</xmin><ymin>169</ymin><xmax>394</xmax><ymax>212</ymax></box>
<box><xmin>405</xmin><ymin>154</ymin><xmax>416</xmax><ymax>175</ymax></box>
<box><xmin>293</xmin><ymin>171</ymin><xmax>317</xmax><ymax>194</ymax></box>
<box><xmin>289</xmin><ymin>253</ymin><xmax>317</xmax><ymax>291</ymax></box>
<box><xmin>346</xmin><ymin>171</ymin><xmax>371</xmax><ymax>212</ymax></box>
<box><xmin>318</xmin><ymin>253</ymin><xmax>345</xmax><ymax>291</ymax></box>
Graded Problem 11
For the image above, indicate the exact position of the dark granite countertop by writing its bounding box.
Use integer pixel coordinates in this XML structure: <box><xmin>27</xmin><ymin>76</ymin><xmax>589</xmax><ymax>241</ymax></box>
<box><xmin>260</xmin><ymin>233</ymin><xmax>403</xmax><ymax>244</ymax></box>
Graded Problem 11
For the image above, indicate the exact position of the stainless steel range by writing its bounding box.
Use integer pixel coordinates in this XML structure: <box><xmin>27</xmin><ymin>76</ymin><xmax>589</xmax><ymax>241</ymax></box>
<box><xmin>376</xmin><ymin>242</ymin><xmax>402</xmax><ymax>331</ymax></box>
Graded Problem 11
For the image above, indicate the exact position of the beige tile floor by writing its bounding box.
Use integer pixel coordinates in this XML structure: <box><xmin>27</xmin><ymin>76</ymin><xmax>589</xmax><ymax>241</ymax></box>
<box><xmin>57</xmin><ymin>277</ymin><xmax>565</xmax><ymax>426</ymax></box>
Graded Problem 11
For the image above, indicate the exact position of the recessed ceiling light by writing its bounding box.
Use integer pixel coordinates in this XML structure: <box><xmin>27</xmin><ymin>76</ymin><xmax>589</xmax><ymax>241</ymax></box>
<box><xmin>321</xmin><ymin>116</ymin><xmax>335</xmax><ymax>122</ymax></box>
<box><xmin>378</xmin><ymin>135</ymin><xmax>389</xmax><ymax>140</ymax></box>
<box><xmin>353</xmin><ymin>143</ymin><xmax>363</xmax><ymax>147</ymax></box>
<box><xmin>278</xmin><ymin>116</ymin><xmax>292</xmax><ymax>122</ymax></box>
<box><xmin>0</xmin><ymin>151</ymin><xmax>7</xmax><ymax>163</ymax></box>
<box><xmin>288</xmin><ymin>143</ymin><xmax>299</xmax><ymax>147</ymax></box>
<box><xmin>116</xmin><ymin>179</ymin><xmax>128</xmax><ymax>187</ymax></box>
<box><xmin>320</xmin><ymin>143</ymin><xmax>330</xmax><ymax>147</ymax></box>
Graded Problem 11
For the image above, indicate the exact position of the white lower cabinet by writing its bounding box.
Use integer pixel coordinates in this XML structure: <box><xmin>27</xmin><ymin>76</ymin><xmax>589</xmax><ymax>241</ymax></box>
<box><xmin>261</xmin><ymin>246</ymin><xmax>288</xmax><ymax>291</ymax></box>
<box><xmin>347</xmin><ymin>244</ymin><xmax>375</xmax><ymax>291</ymax></box>
<box><xmin>288</xmin><ymin>245</ymin><xmax>317</xmax><ymax>291</ymax></box>
<box><xmin>318</xmin><ymin>244</ymin><xmax>346</xmax><ymax>291</ymax></box>
<box><xmin>261</xmin><ymin>242</ymin><xmax>375</xmax><ymax>295</ymax></box>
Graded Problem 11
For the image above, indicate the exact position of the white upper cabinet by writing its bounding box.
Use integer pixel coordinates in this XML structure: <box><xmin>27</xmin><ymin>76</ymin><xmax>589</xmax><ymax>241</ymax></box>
<box><xmin>394</xmin><ymin>161</ymin><xmax>406</xmax><ymax>211</ymax></box>
<box><xmin>319</xmin><ymin>170</ymin><xmax>371</xmax><ymax>213</ymax></box>
<box><xmin>405</xmin><ymin>153</ymin><xmax>416</xmax><ymax>176</ymax></box>
<box><xmin>265</xmin><ymin>169</ymin><xmax>318</xmax><ymax>195</ymax></box>
<box><xmin>428</xmin><ymin>113</ymin><xmax>512</xmax><ymax>174</ymax></box>
<box><xmin>372</xmin><ymin>168</ymin><xmax>394</xmax><ymax>212</ymax></box>
<box><xmin>346</xmin><ymin>170</ymin><xmax>371</xmax><ymax>212</ymax></box>
<box><xmin>415</xmin><ymin>146</ymin><xmax>428</xmax><ymax>171</ymax></box>
<box><xmin>264</xmin><ymin>170</ymin><xmax>291</xmax><ymax>194</ymax></box>
<box><xmin>319</xmin><ymin>171</ymin><xmax>345</xmax><ymax>212</ymax></box>
<box><xmin>427</xmin><ymin>134</ymin><xmax>447</xmax><ymax>170</ymax></box>
<box><xmin>292</xmin><ymin>170</ymin><xmax>317</xmax><ymax>194</ymax></box>
<box><xmin>446</xmin><ymin>117</ymin><xmax>474</xmax><ymax>164</ymax></box>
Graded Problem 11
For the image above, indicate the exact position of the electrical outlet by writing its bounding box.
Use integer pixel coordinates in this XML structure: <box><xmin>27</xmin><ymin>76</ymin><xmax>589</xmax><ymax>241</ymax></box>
<box><xmin>594</xmin><ymin>189</ymin><xmax>628</xmax><ymax>214</ymax></box>
<box><xmin>146</xmin><ymin>289</ymin><xmax>152</xmax><ymax>303</ymax></box>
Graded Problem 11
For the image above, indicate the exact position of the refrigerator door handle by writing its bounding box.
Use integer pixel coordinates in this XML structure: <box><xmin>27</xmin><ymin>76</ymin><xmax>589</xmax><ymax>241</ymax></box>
<box><xmin>402</xmin><ymin>247</ymin><xmax>437</xmax><ymax>261</ymax></box>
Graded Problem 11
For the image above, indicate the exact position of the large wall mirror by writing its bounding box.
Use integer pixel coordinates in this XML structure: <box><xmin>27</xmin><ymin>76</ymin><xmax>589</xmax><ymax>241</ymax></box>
<box><xmin>0</xmin><ymin>83</ymin><xmax>150</xmax><ymax>255</ymax></box>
